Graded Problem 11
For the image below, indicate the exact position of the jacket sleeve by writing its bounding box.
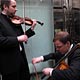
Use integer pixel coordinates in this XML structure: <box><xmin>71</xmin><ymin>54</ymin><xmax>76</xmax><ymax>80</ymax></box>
<box><xmin>43</xmin><ymin>52</ymin><xmax>64</xmax><ymax>61</ymax></box>
<box><xmin>25</xmin><ymin>28</ymin><xmax>35</xmax><ymax>38</ymax></box>
<box><xmin>43</xmin><ymin>53</ymin><xmax>56</xmax><ymax>61</ymax></box>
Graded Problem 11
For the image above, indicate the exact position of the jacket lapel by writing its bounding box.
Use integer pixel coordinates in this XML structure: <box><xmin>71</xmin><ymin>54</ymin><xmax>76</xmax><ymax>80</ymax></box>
<box><xmin>0</xmin><ymin>14</ymin><xmax>17</xmax><ymax>36</ymax></box>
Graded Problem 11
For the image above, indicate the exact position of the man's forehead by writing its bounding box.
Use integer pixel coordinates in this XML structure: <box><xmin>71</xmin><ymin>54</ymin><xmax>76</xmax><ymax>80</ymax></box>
<box><xmin>54</xmin><ymin>40</ymin><xmax>63</xmax><ymax>45</ymax></box>
<box><xmin>10</xmin><ymin>0</ymin><xmax>16</xmax><ymax>3</ymax></box>
<box><xmin>10</xmin><ymin>0</ymin><xmax>16</xmax><ymax>5</ymax></box>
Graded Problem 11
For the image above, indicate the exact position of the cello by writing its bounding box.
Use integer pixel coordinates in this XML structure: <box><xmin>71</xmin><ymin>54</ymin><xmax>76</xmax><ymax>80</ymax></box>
<box><xmin>41</xmin><ymin>43</ymin><xmax>80</xmax><ymax>80</ymax></box>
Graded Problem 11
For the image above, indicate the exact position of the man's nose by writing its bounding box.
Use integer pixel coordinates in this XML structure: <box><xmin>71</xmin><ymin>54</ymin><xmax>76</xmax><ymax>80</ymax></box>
<box><xmin>15</xmin><ymin>8</ymin><xmax>18</xmax><ymax>11</ymax></box>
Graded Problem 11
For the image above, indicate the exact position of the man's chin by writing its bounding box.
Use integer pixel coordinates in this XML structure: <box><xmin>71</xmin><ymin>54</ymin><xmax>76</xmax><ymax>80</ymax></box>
<box><xmin>9</xmin><ymin>14</ymin><xmax>15</xmax><ymax>18</ymax></box>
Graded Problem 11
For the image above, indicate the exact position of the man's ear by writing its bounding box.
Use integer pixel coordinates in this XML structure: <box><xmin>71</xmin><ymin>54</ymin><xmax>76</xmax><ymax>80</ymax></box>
<box><xmin>3</xmin><ymin>4</ymin><xmax>8</xmax><ymax>10</ymax></box>
<box><xmin>66</xmin><ymin>41</ymin><xmax>70</xmax><ymax>46</ymax></box>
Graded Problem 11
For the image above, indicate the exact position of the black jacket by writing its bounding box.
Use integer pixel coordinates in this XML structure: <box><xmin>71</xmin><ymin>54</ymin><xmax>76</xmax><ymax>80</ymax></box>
<box><xmin>0</xmin><ymin>13</ymin><xmax>35</xmax><ymax>79</ymax></box>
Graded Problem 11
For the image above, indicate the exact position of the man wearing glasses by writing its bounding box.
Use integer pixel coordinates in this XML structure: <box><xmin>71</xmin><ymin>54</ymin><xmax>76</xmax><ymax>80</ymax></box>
<box><xmin>32</xmin><ymin>31</ymin><xmax>80</xmax><ymax>80</ymax></box>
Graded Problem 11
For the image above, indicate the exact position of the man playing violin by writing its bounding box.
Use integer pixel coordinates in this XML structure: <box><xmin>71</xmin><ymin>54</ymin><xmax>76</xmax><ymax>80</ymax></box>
<box><xmin>0</xmin><ymin>0</ymin><xmax>37</xmax><ymax>80</ymax></box>
<box><xmin>32</xmin><ymin>31</ymin><xmax>80</xmax><ymax>80</ymax></box>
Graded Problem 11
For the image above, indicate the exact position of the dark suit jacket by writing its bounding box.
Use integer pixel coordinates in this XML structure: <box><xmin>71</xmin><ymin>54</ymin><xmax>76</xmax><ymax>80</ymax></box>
<box><xmin>43</xmin><ymin>45</ymin><xmax>80</xmax><ymax>80</ymax></box>
<box><xmin>0</xmin><ymin>13</ymin><xmax>35</xmax><ymax>78</ymax></box>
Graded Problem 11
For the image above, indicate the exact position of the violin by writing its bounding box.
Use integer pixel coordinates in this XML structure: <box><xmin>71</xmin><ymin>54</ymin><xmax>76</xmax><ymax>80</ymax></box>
<box><xmin>11</xmin><ymin>15</ymin><xmax>44</xmax><ymax>26</ymax></box>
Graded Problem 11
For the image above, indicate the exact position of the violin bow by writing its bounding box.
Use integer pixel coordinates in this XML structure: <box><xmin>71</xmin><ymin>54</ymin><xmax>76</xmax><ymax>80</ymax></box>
<box><xmin>33</xmin><ymin>64</ymin><xmax>40</xmax><ymax>80</ymax></box>
<box><xmin>22</xmin><ymin>0</ymin><xmax>26</xmax><ymax>33</ymax></box>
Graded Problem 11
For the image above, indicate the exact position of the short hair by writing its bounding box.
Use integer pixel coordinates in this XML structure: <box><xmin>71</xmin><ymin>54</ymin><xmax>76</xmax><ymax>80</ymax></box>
<box><xmin>53</xmin><ymin>31</ymin><xmax>71</xmax><ymax>44</ymax></box>
<box><xmin>1</xmin><ymin>0</ymin><xmax>16</xmax><ymax>11</ymax></box>
<box><xmin>1</xmin><ymin>0</ymin><xmax>10</xmax><ymax>10</ymax></box>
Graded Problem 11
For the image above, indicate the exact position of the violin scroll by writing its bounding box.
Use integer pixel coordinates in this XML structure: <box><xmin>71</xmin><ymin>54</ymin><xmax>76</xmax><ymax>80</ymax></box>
<box><xmin>37</xmin><ymin>21</ymin><xmax>44</xmax><ymax>26</ymax></box>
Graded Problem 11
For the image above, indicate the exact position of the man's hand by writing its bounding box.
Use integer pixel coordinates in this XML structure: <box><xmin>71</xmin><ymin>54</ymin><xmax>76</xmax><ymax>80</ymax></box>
<box><xmin>42</xmin><ymin>68</ymin><xmax>53</xmax><ymax>76</ymax></box>
<box><xmin>17</xmin><ymin>34</ymin><xmax>28</xmax><ymax>42</ymax></box>
<box><xmin>31</xmin><ymin>19</ymin><xmax>37</xmax><ymax>30</ymax></box>
<box><xmin>32</xmin><ymin>56</ymin><xmax>43</xmax><ymax>64</ymax></box>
